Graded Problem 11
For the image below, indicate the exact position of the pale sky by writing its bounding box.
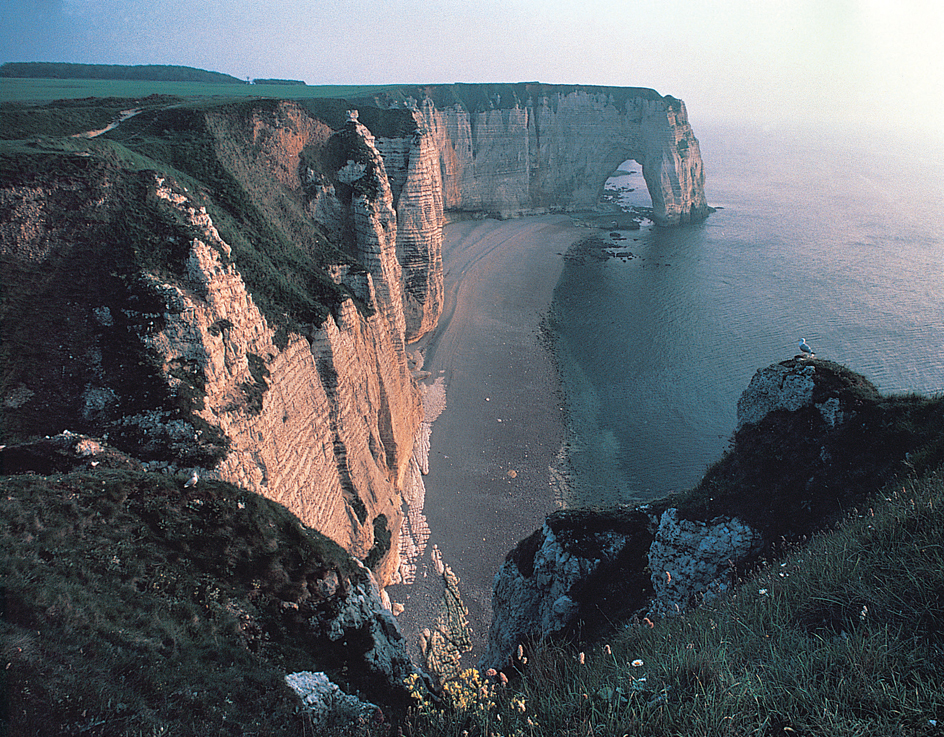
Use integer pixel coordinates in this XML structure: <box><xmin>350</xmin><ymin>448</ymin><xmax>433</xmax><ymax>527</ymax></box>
<box><xmin>2</xmin><ymin>0</ymin><xmax>942</xmax><ymax>135</ymax></box>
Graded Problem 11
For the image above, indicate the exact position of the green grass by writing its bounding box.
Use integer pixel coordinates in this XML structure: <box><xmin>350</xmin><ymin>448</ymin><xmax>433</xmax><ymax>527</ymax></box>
<box><xmin>0</xmin><ymin>77</ymin><xmax>410</xmax><ymax>104</ymax></box>
<box><xmin>0</xmin><ymin>468</ymin><xmax>373</xmax><ymax>736</ymax></box>
<box><xmin>396</xmin><ymin>470</ymin><xmax>944</xmax><ymax>736</ymax></box>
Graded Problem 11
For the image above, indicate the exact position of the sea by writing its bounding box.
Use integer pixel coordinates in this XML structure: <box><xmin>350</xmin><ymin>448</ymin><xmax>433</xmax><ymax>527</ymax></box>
<box><xmin>551</xmin><ymin>121</ymin><xmax>944</xmax><ymax>508</ymax></box>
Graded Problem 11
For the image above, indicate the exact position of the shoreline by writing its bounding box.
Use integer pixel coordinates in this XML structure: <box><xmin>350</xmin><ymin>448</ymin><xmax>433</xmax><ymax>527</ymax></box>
<box><xmin>389</xmin><ymin>214</ymin><xmax>585</xmax><ymax>667</ymax></box>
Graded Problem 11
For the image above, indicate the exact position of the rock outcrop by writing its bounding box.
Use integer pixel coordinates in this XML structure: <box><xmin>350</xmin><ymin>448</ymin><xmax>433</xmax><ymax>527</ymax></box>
<box><xmin>484</xmin><ymin>358</ymin><xmax>930</xmax><ymax>670</ymax></box>
<box><xmin>481</xmin><ymin>507</ymin><xmax>654</xmax><ymax>672</ymax></box>
<box><xmin>136</xmin><ymin>172</ymin><xmax>417</xmax><ymax>586</ymax></box>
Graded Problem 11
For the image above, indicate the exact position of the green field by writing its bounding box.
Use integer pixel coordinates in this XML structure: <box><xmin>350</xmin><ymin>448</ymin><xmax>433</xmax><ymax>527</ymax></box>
<box><xmin>0</xmin><ymin>76</ymin><xmax>410</xmax><ymax>103</ymax></box>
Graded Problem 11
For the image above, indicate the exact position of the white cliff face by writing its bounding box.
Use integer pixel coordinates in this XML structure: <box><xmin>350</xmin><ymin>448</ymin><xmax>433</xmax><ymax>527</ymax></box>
<box><xmin>736</xmin><ymin>360</ymin><xmax>849</xmax><ymax>431</ymax></box>
<box><xmin>374</xmin><ymin>125</ymin><xmax>445</xmax><ymax>342</ymax></box>
<box><xmin>639</xmin><ymin>98</ymin><xmax>710</xmax><ymax>225</ymax></box>
<box><xmin>481</xmin><ymin>524</ymin><xmax>601</xmax><ymax>672</ymax></box>
<box><xmin>143</xmin><ymin>175</ymin><xmax>419</xmax><ymax>586</ymax></box>
<box><xmin>647</xmin><ymin>508</ymin><xmax>761</xmax><ymax>617</ymax></box>
<box><xmin>412</xmin><ymin>87</ymin><xmax>711</xmax><ymax>225</ymax></box>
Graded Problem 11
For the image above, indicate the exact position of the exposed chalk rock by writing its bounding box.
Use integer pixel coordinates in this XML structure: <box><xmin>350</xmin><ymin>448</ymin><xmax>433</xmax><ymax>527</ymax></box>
<box><xmin>737</xmin><ymin>358</ymin><xmax>877</xmax><ymax>431</ymax></box>
<box><xmin>143</xmin><ymin>175</ymin><xmax>420</xmax><ymax>586</ymax></box>
<box><xmin>409</xmin><ymin>85</ymin><xmax>711</xmax><ymax>225</ymax></box>
<box><xmin>481</xmin><ymin>508</ymin><xmax>654</xmax><ymax>672</ymax></box>
<box><xmin>309</xmin><ymin>571</ymin><xmax>416</xmax><ymax>691</ymax></box>
<box><xmin>486</xmin><ymin>359</ymin><xmax>894</xmax><ymax>666</ymax></box>
<box><xmin>736</xmin><ymin>361</ymin><xmax>819</xmax><ymax>429</ymax></box>
<box><xmin>647</xmin><ymin>508</ymin><xmax>762</xmax><ymax>616</ymax></box>
<box><xmin>285</xmin><ymin>671</ymin><xmax>379</xmax><ymax>732</ymax></box>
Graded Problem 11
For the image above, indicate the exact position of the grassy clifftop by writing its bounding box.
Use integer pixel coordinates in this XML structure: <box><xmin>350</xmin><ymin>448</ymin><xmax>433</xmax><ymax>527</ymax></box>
<box><xmin>0</xmin><ymin>455</ymin><xmax>370</xmax><ymax>735</ymax></box>
<box><xmin>400</xmin><ymin>470</ymin><xmax>944</xmax><ymax>737</ymax></box>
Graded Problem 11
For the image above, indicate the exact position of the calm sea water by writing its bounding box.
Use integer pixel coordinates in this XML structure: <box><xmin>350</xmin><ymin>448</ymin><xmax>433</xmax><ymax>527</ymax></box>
<box><xmin>552</xmin><ymin>123</ymin><xmax>944</xmax><ymax>507</ymax></box>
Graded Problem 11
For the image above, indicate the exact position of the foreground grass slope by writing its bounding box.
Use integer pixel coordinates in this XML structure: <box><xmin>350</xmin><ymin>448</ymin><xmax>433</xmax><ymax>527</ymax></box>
<box><xmin>0</xmin><ymin>460</ymin><xmax>384</xmax><ymax>736</ymax></box>
<box><xmin>399</xmin><ymin>470</ymin><xmax>944</xmax><ymax>737</ymax></box>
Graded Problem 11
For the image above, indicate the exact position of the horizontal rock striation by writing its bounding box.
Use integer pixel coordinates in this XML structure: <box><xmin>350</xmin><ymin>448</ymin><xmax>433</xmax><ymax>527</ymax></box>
<box><xmin>141</xmin><ymin>174</ymin><xmax>420</xmax><ymax>586</ymax></box>
<box><xmin>1</xmin><ymin>85</ymin><xmax>713</xmax><ymax>653</ymax></box>
<box><xmin>0</xmin><ymin>102</ymin><xmax>433</xmax><ymax>588</ymax></box>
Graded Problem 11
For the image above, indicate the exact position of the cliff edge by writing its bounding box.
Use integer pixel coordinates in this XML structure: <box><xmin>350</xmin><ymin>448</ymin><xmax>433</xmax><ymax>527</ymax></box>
<box><xmin>483</xmin><ymin>357</ymin><xmax>944</xmax><ymax>670</ymax></box>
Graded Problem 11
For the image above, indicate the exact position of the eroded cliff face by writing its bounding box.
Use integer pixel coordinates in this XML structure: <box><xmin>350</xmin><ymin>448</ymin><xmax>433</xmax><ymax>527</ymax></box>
<box><xmin>373</xmin><ymin>124</ymin><xmax>445</xmax><ymax>342</ymax></box>
<box><xmin>405</xmin><ymin>85</ymin><xmax>711</xmax><ymax>225</ymax></box>
<box><xmin>1</xmin><ymin>85</ymin><xmax>710</xmax><ymax>606</ymax></box>
<box><xmin>131</xmin><ymin>173</ymin><xmax>420</xmax><ymax>586</ymax></box>
<box><xmin>0</xmin><ymin>102</ymin><xmax>433</xmax><ymax>588</ymax></box>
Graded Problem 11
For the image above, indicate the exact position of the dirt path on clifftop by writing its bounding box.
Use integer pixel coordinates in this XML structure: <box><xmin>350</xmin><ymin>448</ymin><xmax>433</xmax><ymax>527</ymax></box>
<box><xmin>391</xmin><ymin>215</ymin><xmax>583</xmax><ymax>664</ymax></box>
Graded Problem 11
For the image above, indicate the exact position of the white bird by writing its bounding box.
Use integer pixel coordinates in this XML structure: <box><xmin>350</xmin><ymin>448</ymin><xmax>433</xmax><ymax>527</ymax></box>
<box><xmin>798</xmin><ymin>338</ymin><xmax>814</xmax><ymax>358</ymax></box>
<box><xmin>184</xmin><ymin>470</ymin><xmax>199</xmax><ymax>488</ymax></box>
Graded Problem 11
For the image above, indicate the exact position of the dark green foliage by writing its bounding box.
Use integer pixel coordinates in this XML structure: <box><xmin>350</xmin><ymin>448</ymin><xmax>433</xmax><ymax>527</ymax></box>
<box><xmin>104</xmin><ymin>99</ymin><xmax>352</xmax><ymax>329</ymax></box>
<box><xmin>674</xmin><ymin>360</ymin><xmax>944</xmax><ymax>553</ymax></box>
<box><xmin>407</xmin><ymin>472</ymin><xmax>944</xmax><ymax>736</ymax></box>
<box><xmin>0</xmin><ymin>61</ymin><xmax>245</xmax><ymax>84</ymax></box>
<box><xmin>364</xmin><ymin>514</ymin><xmax>392</xmax><ymax>571</ymax></box>
<box><xmin>0</xmin><ymin>97</ymin><xmax>137</xmax><ymax>139</ymax></box>
<box><xmin>0</xmin><ymin>468</ymin><xmax>364</xmax><ymax>735</ymax></box>
<box><xmin>0</xmin><ymin>151</ymin><xmax>230</xmax><ymax>463</ymax></box>
<box><xmin>252</xmin><ymin>78</ymin><xmax>307</xmax><ymax>86</ymax></box>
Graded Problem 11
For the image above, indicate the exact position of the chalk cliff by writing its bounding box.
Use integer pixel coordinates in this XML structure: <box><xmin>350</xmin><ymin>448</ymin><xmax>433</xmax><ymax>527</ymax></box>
<box><xmin>1</xmin><ymin>85</ymin><xmax>710</xmax><ymax>592</ymax></box>
<box><xmin>0</xmin><ymin>100</ymin><xmax>430</xmax><ymax>589</ymax></box>
<box><xmin>377</xmin><ymin>83</ymin><xmax>711</xmax><ymax>225</ymax></box>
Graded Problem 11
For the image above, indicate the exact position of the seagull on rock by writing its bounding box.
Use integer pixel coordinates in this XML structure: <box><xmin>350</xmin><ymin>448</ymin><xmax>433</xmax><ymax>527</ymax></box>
<box><xmin>798</xmin><ymin>338</ymin><xmax>814</xmax><ymax>359</ymax></box>
<box><xmin>184</xmin><ymin>470</ymin><xmax>199</xmax><ymax>488</ymax></box>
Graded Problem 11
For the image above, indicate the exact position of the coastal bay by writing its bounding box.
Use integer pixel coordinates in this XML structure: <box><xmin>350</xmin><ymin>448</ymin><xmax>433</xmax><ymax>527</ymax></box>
<box><xmin>390</xmin><ymin>215</ymin><xmax>582</xmax><ymax>662</ymax></box>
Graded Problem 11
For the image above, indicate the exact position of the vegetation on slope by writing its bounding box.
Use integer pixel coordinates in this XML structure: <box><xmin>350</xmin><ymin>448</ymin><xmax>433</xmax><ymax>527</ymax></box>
<box><xmin>395</xmin><ymin>470</ymin><xmax>944</xmax><ymax>736</ymax></box>
<box><xmin>0</xmin><ymin>145</ymin><xmax>229</xmax><ymax>458</ymax></box>
<box><xmin>0</xmin><ymin>95</ymin><xmax>375</xmax><ymax>453</ymax></box>
<box><xmin>392</xmin><ymin>367</ymin><xmax>944</xmax><ymax>736</ymax></box>
<box><xmin>676</xmin><ymin>360</ymin><xmax>944</xmax><ymax>544</ymax></box>
<box><xmin>0</xmin><ymin>62</ymin><xmax>245</xmax><ymax>84</ymax></box>
<box><xmin>0</xmin><ymin>462</ymin><xmax>386</xmax><ymax>736</ymax></box>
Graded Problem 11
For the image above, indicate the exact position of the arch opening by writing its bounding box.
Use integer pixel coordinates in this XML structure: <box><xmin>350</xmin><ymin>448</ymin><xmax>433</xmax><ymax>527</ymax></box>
<box><xmin>601</xmin><ymin>159</ymin><xmax>652</xmax><ymax>211</ymax></box>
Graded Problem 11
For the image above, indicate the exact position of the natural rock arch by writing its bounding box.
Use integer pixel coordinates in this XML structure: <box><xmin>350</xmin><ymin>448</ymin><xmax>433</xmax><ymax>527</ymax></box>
<box><xmin>405</xmin><ymin>84</ymin><xmax>711</xmax><ymax>226</ymax></box>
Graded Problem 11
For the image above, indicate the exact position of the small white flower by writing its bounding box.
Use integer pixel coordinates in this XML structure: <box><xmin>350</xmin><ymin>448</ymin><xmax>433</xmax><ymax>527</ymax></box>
<box><xmin>632</xmin><ymin>659</ymin><xmax>644</xmax><ymax>667</ymax></box>
<box><xmin>758</xmin><ymin>588</ymin><xmax>768</xmax><ymax>595</ymax></box>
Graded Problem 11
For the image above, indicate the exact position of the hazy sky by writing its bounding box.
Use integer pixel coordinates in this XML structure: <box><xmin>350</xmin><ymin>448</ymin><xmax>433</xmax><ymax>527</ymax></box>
<box><xmin>2</xmin><ymin>0</ymin><xmax>942</xmax><ymax>134</ymax></box>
